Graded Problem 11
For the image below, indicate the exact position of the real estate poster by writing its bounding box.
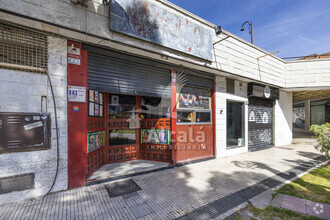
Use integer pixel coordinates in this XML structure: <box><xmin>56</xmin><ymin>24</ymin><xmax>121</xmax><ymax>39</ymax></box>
<box><xmin>95</xmin><ymin>104</ymin><xmax>99</xmax><ymax>116</ymax></box>
<box><xmin>89</xmin><ymin>90</ymin><xmax>94</xmax><ymax>102</ymax></box>
<box><xmin>99</xmin><ymin>93</ymin><xmax>103</xmax><ymax>105</ymax></box>
<box><xmin>95</xmin><ymin>91</ymin><xmax>99</xmax><ymax>103</ymax></box>
<box><xmin>89</xmin><ymin>102</ymin><xmax>94</xmax><ymax>116</ymax></box>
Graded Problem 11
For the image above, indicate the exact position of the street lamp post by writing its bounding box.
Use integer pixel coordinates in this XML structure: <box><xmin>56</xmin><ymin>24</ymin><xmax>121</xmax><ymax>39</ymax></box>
<box><xmin>240</xmin><ymin>21</ymin><xmax>253</xmax><ymax>44</ymax></box>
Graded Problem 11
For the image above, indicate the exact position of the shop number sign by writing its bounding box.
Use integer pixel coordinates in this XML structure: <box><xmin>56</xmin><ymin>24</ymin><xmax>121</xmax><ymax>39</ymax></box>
<box><xmin>68</xmin><ymin>86</ymin><xmax>86</xmax><ymax>103</ymax></box>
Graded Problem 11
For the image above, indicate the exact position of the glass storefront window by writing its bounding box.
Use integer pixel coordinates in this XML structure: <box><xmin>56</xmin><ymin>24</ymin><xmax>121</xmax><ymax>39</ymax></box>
<box><xmin>176</xmin><ymin>85</ymin><xmax>212</xmax><ymax>124</ymax></box>
<box><xmin>227</xmin><ymin>101</ymin><xmax>245</xmax><ymax>148</ymax></box>
<box><xmin>109</xmin><ymin>95</ymin><xmax>136</xmax><ymax>119</ymax></box>
<box><xmin>109</xmin><ymin>129</ymin><xmax>136</xmax><ymax>146</ymax></box>
<box><xmin>141</xmin><ymin>96</ymin><xmax>171</xmax><ymax>119</ymax></box>
<box><xmin>177</xmin><ymin>110</ymin><xmax>195</xmax><ymax>123</ymax></box>
<box><xmin>292</xmin><ymin>103</ymin><xmax>305</xmax><ymax>128</ymax></box>
<box><xmin>177</xmin><ymin>85</ymin><xmax>211</xmax><ymax>110</ymax></box>
<box><xmin>311</xmin><ymin>98</ymin><xmax>330</xmax><ymax>125</ymax></box>
<box><xmin>196</xmin><ymin>111</ymin><xmax>211</xmax><ymax>123</ymax></box>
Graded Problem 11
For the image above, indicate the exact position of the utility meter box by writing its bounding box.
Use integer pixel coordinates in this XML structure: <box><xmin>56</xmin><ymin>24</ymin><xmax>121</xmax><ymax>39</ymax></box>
<box><xmin>0</xmin><ymin>113</ymin><xmax>51</xmax><ymax>154</ymax></box>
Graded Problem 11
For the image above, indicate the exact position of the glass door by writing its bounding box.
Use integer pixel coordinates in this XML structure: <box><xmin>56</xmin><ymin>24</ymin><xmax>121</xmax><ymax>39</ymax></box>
<box><xmin>227</xmin><ymin>101</ymin><xmax>245</xmax><ymax>148</ymax></box>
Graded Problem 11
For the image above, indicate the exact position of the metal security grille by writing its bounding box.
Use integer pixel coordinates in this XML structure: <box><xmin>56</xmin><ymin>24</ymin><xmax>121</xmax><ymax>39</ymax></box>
<box><xmin>0</xmin><ymin>22</ymin><xmax>48</xmax><ymax>73</ymax></box>
<box><xmin>248</xmin><ymin>98</ymin><xmax>274</xmax><ymax>151</ymax></box>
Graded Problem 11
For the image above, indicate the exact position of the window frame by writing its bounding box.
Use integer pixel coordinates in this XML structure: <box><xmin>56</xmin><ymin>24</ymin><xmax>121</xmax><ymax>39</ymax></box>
<box><xmin>177</xmin><ymin>109</ymin><xmax>212</xmax><ymax>125</ymax></box>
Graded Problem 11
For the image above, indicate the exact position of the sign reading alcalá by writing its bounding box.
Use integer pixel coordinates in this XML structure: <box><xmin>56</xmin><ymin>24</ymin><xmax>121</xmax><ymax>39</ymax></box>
<box><xmin>110</xmin><ymin>0</ymin><xmax>213</xmax><ymax>61</ymax></box>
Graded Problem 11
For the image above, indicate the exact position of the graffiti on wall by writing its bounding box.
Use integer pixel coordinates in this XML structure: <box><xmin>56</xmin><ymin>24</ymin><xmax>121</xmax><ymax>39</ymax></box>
<box><xmin>110</xmin><ymin>0</ymin><xmax>213</xmax><ymax>60</ymax></box>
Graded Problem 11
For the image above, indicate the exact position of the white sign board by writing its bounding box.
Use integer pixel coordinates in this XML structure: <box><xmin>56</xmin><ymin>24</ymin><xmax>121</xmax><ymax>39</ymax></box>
<box><xmin>24</xmin><ymin>121</ymin><xmax>43</xmax><ymax>130</ymax></box>
<box><xmin>68</xmin><ymin>57</ymin><xmax>81</xmax><ymax>65</ymax></box>
<box><xmin>68</xmin><ymin>86</ymin><xmax>86</xmax><ymax>103</ymax></box>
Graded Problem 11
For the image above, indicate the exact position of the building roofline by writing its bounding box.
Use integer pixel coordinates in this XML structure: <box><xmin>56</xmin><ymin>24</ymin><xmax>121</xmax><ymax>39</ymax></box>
<box><xmin>157</xmin><ymin>0</ymin><xmax>286</xmax><ymax>63</ymax></box>
<box><xmin>286</xmin><ymin>57</ymin><xmax>330</xmax><ymax>63</ymax></box>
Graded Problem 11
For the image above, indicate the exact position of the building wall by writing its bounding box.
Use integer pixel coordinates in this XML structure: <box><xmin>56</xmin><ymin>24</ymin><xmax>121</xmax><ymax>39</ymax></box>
<box><xmin>286</xmin><ymin>59</ymin><xmax>330</xmax><ymax>88</ymax></box>
<box><xmin>215</xmin><ymin>76</ymin><xmax>249</xmax><ymax>158</ymax></box>
<box><xmin>0</xmin><ymin>0</ymin><xmax>287</xmax><ymax>89</ymax></box>
<box><xmin>274</xmin><ymin>90</ymin><xmax>293</xmax><ymax>146</ymax></box>
<box><xmin>0</xmin><ymin>36</ymin><xmax>68</xmax><ymax>205</ymax></box>
<box><xmin>212</xmin><ymin>34</ymin><xmax>286</xmax><ymax>87</ymax></box>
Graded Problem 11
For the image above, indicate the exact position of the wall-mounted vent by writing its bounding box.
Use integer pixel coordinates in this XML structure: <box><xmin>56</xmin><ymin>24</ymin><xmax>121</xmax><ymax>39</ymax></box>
<box><xmin>0</xmin><ymin>22</ymin><xmax>48</xmax><ymax>73</ymax></box>
<box><xmin>0</xmin><ymin>173</ymin><xmax>34</xmax><ymax>195</ymax></box>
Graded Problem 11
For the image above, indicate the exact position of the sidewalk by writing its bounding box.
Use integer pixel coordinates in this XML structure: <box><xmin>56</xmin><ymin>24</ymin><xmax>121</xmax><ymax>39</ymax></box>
<box><xmin>0</xmin><ymin>143</ymin><xmax>326</xmax><ymax>220</ymax></box>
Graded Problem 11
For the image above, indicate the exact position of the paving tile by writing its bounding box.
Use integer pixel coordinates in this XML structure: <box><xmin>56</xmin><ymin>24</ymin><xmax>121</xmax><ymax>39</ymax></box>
<box><xmin>129</xmin><ymin>202</ymin><xmax>155</xmax><ymax>219</ymax></box>
<box><xmin>307</xmin><ymin>205</ymin><xmax>330</xmax><ymax>220</ymax></box>
<box><xmin>306</xmin><ymin>200</ymin><xmax>330</xmax><ymax>210</ymax></box>
<box><xmin>0</xmin><ymin>144</ymin><xmax>325</xmax><ymax>220</ymax></box>
<box><xmin>281</xmin><ymin>198</ymin><xmax>306</xmax><ymax>214</ymax></box>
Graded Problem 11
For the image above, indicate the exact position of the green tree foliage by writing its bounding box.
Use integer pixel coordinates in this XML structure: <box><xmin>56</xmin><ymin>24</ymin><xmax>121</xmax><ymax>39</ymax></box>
<box><xmin>310</xmin><ymin>123</ymin><xmax>330</xmax><ymax>159</ymax></box>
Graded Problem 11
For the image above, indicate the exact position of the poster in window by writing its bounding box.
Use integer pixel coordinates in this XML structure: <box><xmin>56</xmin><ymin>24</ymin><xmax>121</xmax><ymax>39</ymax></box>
<box><xmin>177</xmin><ymin>86</ymin><xmax>210</xmax><ymax>110</ymax></box>
<box><xmin>95</xmin><ymin>104</ymin><xmax>99</xmax><ymax>116</ymax></box>
<box><xmin>89</xmin><ymin>90</ymin><xmax>94</xmax><ymax>102</ymax></box>
<box><xmin>87</xmin><ymin>131</ymin><xmax>105</xmax><ymax>153</ymax></box>
<box><xmin>141</xmin><ymin>129</ymin><xmax>170</xmax><ymax>145</ymax></box>
<box><xmin>89</xmin><ymin>102</ymin><xmax>94</xmax><ymax>116</ymax></box>
<box><xmin>95</xmin><ymin>91</ymin><xmax>99</xmax><ymax>103</ymax></box>
<box><xmin>111</xmin><ymin>95</ymin><xmax>119</xmax><ymax>106</ymax></box>
<box><xmin>100</xmin><ymin>105</ymin><xmax>103</xmax><ymax>117</ymax></box>
<box><xmin>99</xmin><ymin>93</ymin><xmax>103</xmax><ymax>105</ymax></box>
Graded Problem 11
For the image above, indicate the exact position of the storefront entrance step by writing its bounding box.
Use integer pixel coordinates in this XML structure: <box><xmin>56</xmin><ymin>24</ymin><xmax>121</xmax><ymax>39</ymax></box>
<box><xmin>86</xmin><ymin>160</ymin><xmax>174</xmax><ymax>186</ymax></box>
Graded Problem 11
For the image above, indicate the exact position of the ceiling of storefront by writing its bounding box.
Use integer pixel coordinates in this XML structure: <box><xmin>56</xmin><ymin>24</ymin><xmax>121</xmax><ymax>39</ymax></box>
<box><xmin>293</xmin><ymin>90</ymin><xmax>330</xmax><ymax>102</ymax></box>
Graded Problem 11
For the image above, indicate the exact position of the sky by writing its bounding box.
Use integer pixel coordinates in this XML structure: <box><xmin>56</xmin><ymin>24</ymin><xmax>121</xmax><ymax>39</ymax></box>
<box><xmin>168</xmin><ymin>0</ymin><xmax>330</xmax><ymax>59</ymax></box>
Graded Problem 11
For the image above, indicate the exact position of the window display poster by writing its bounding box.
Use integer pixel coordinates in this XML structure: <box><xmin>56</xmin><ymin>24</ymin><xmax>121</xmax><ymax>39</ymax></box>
<box><xmin>177</xmin><ymin>86</ymin><xmax>210</xmax><ymax>109</ymax></box>
<box><xmin>100</xmin><ymin>105</ymin><xmax>103</xmax><ymax>117</ymax></box>
<box><xmin>89</xmin><ymin>90</ymin><xmax>94</xmax><ymax>102</ymax></box>
<box><xmin>95</xmin><ymin>104</ymin><xmax>99</xmax><ymax>116</ymax></box>
<box><xmin>87</xmin><ymin>131</ymin><xmax>105</xmax><ymax>153</ymax></box>
<box><xmin>89</xmin><ymin>102</ymin><xmax>95</xmax><ymax>116</ymax></box>
<box><xmin>111</xmin><ymin>95</ymin><xmax>119</xmax><ymax>106</ymax></box>
<box><xmin>95</xmin><ymin>91</ymin><xmax>99</xmax><ymax>103</ymax></box>
<box><xmin>99</xmin><ymin>93</ymin><xmax>103</xmax><ymax>105</ymax></box>
<box><xmin>141</xmin><ymin>129</ymin><xmax>170</xmax><ymax>145</ymax></box>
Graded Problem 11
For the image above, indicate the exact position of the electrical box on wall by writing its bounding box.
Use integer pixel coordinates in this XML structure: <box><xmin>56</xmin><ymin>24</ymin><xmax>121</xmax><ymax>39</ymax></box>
<box><xmin>0</xmin><ymin>113</ymin><xmax>51</xmax><ymax>154</ymax></box>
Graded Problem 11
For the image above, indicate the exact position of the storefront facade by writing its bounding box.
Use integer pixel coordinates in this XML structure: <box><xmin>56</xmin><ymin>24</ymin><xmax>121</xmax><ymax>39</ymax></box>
<box><xmin>1</xmin><ymin>0</ymin><xmax>329</xmax><ymax>205</ymax></box>
<box><xmin>293</xmin><ymin>92</ymin><xmax>330</xmax><ymax>134</ymax></box>
<box><xmin>67</xmin><ymin>42</ymin><xmax>216</xmax><ymax>186</ymax></box>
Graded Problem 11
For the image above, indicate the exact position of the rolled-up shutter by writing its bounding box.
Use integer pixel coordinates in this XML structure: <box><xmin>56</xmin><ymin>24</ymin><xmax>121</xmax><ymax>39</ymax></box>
<box><xmin>84</xmin><ymin>45</ymin><xmax>171</xmax><ymax>98</ymax></box>
<box><xmin>181</xmin><ymin>70</ymin><xmax>214</xmax><ymax>89</ymax></box>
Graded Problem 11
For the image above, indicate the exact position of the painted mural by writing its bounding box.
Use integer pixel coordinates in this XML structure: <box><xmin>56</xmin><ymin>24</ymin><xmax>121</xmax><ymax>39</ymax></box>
<box><xmin>110</xmin><ymin>0</ymin><xmax>213</xmax><ymax>60</ymax></box>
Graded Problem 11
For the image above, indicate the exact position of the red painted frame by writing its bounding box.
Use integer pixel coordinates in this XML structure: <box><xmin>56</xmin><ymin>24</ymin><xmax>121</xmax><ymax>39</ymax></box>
<box><xmin>68</xmin><ymin>41</ymin><xmax>88</xmax><ymax>189</ymax></box>
<box><xmin>170</xmin><ymin>70</ymin><xmax>177</xmax><ymax>165</ymax></box>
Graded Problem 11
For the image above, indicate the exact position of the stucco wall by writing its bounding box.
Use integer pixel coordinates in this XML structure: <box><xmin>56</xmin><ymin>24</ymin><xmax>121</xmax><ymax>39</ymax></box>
<box><xmin>274</xmin><ymin>90</ymin><xmax>293</xmax><ymax>146</ymax></box>
<box><xmin>0</xmin><ymin>36</ymin><xmax>68</xmax><ymax>205</ymax></box>
<box><xmin>215</xmin><ymin>76</ymin><xmax>249</xmax><ymax>158</ymax></box>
